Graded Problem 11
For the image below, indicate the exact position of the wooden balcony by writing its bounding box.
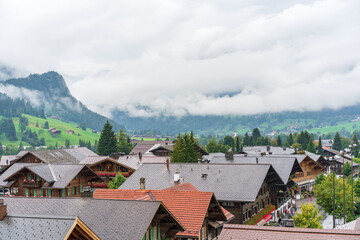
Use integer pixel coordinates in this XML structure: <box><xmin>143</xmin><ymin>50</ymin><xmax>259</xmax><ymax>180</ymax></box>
<box><xmin>22</xmin><ymin>182</ymin><xmax>42</xmax><ymax>188</ymax></box>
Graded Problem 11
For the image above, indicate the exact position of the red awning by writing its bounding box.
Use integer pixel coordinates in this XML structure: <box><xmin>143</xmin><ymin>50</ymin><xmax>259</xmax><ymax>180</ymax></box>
<box><xmin>264</xmin><ymin>214</ymin><xmax>272</xmax><ymax>222</ymax></box>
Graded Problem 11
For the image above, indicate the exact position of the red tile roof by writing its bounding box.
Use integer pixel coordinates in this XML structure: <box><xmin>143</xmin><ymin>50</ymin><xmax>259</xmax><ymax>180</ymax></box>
<box><xmin>94</xmin><ymin>183</ymin><xmax>231</xmax><ymax>238</ymax></box>
<box><xmin>218</xmin><ymin>224</ymin><xmax>360</xmax><ymax>240</ymax></box>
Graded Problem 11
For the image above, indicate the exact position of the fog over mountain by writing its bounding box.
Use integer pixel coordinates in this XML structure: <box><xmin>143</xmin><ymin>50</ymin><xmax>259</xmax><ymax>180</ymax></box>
<box><xmin>0</xmin><ymin>0</ymin><xmax>359</xmax><ymax>119</ymax></box>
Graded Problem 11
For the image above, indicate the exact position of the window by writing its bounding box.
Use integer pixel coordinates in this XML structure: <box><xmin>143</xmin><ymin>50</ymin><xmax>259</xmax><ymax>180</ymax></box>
<box><xmin>222</xmin><ymin>201</ymin><xmax>235</xmax><ymax>207</ymax></box>
<box><xmin>48</xmin><ymin>189</ymin><xmax>52</xmax><ymax>197</ymax></box>
<box><xmin>40</xmin><ymin>189</ymin><xmax>43</xmax><ymax>197</ymax></box>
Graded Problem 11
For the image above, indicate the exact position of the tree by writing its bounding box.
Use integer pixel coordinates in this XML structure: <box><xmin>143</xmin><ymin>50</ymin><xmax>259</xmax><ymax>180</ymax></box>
<box><xmin>235</xmin><ymin>136</ymin><xmax>241</xmax><ymax>153</ymax></box>
<box><xmin>252</xmin><ymin>128</ymin><xmax>261</xmax><ymax>145</ymax></box>
<box><xmin>287</xmin><ymin>133</ymin><xmax>294</xmax><ymax>146</ymax></box>
<box><xmin>80</xmin><ymin>122</ymin><xmax>87</xmax><ymax>131</ymax></box>
<box><xmin>43</xmin><ymin>121</ymin><xmax>49</xmax><ymax>129</ymax></box>
<box><xmin>171</xmin><ymin>132</ymin><xmax>200</xmax><ymax>163</ymax></box>
<box><xmin>243</xmin><ymin>133</ymin><xmax>251</xmax><ymax>146</ymax></box>
<box><xmin>65</xmin><ymin>139</ymin><xmax>70</xmax><ymax>148</ymax></box>
<box><xmin>314</xmin><ymin>172</ymin><xmax>354</xmax><ymax>219</ymax></box>
<box><xmin>315</xmin><ymin>172</ymin><xmax>325</xmax><ymax>185</ymax></box>
<box><xmin>293</xmin><ymin>203</ymin><xmax>322</xmax><ymax>228</ymax></box>
<box><xmin>317</xmin><ymin>136</ymin><xmax>323</xmax><ymax>155</ymax></box>
<box><xmin>206</xmin><ymin>139</ymin><xmax>228</xmax><ymax>153</ymax></box>
<box><xmin>223</xmin><ymin>136</ymin><xmax>233</xmax><ymax>147</ymax></box>
<box><xmin>117</xmin><ymin>130</ymin><xmax>133</xmax><ymax>154</ymax></box>
<box><xmin>97</xmin><ymin>121</ymin><xmax>118</xmax><ymax>156</ymax></box>
<box><xmin>108</xmin><ymin>174</ymin><xmax>127</xmax><ymax>189</ymax></box>
<box><xmin>306</xmin><ymin>140</ymin><xmax>316</xmax><ymax>153</ymax></box>
<box><xmin>19</xmin><ymin>115</ymin><xmax>29</xmax><ymax>132</ymax></box>
<box><xmin>333</xmin><ymin>132</ymin><xmax>342</xmax><ymax>151</ymax></box>
<box><xmin>277</xmin><ymin>135</ymin><xmax>282</xmax><ymax>147</ymax></box>
<box><xmin>343</xmin><ymin>162</ymin><xmax>352</xmax><ymax>177</ymax></box>
<box><xmin>352</xmin><ymin>133</ymin><xmax>359</xmax><ymax>145</ymax></box>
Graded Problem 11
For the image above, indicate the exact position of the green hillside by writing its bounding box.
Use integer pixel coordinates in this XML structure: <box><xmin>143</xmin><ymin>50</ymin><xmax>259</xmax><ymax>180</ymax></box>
<box><xmin>0</xmin><ymin>114</ymin><xmax>100</xmax><ymax>148</ymax></box>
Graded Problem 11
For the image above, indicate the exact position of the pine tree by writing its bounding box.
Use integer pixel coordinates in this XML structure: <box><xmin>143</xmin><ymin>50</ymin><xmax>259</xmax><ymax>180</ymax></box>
<box><xmin>65</xmin><ymin>139</ymin><xmax>70</xmax><ymax>148</ymax></box>
<box><xmin>352</xmin><ymin>133</ymin><xmax>359</xmax><ymax>145</ymax></box>
<box><xmin>333</xmin><ymin>132</ymin><xmax>342</xmax><ymax>151</ymax></box>
<box><xmin>171</xmin><ymin>132</ymin><xmax>199</xmax><ymax>163</ymax></box>
<box><xmin>117</xmin><ymin>129</ymin><xmax>133</xmax><ymax>154</ymax></box>
<box><xmin>235</xmin><ymin>136</ymin><xmax>241</xmax><ymax>153</ymax></box>
<box><xmin>43</xmin><ymin>121</ymin><xmax>49</xmax><ymax>129</ymax></box>
<box><xmin>97</xmin><ymin>121</ymin><xmax>117</xmax><ymax>155</ymax></box>
<box><xmin>317</xmin><ymin>136</ymin><xmax>323</xmax><ymax>155</ymax></box>
<box><xmin>243</xmin><ymin>133</ymin><xmax>251</xmax><ymax>146</ymax></box>
<box><xmin>287</xmin><ymin>133</ymin><xmax>294</xmax><ymax>146</ymax></box>
<box><xmin>277</xmin><ymin>135</ymin><xmax>282</xmax><ymax>147</ymax></box>
<box><xmin>306</xmin><ymin>140</ymin><xmax>316</xmax><ymax>153</ymax></box>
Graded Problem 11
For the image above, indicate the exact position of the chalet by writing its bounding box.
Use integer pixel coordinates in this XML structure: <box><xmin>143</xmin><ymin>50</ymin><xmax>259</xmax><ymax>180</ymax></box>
<box><xmin>119</xmin><ymin>163</ymin><xmax>283</xmax><ymax>225</ymax></box>
<box><xmin>327</xmin><ymin>155</ymin><xmax>359</xmax><ymax>177</ymax></box>
<box><xmin>79</xmin><ymin>156</ymin><xmax>137</xmax><ymax>187</ymax></box>
<box><xmin>66</xmin><ymin>129</ymin><xmax>74</xmax><ymax>134</ymax></box>
<box><xmin>3</xmin><ymin>197</ymin><xmax>185</xmax><ymax>239</ymax></box>
<box><xmin>149</xmin><ymin>143</ymin><xmax>209</xmax><ymax>157</ymax></box>
<box><xmin>206</xmin><ymin>154</ymin><xmax>303</xmax><ymax>222</ymax></box>
<box><xmin>218</xmin><ymin>224</ymin><xmax>360</xmax><ymax>240</ymax></box>
<box><xmin>130</xmin><ymin>140</ymin><xmax>173</xmax><ymax>155</ymax></box>
<box><xmin>0</xmin><ymin>155</ymin><xmax>18</xmax><ymax>168</ymax></box>
<box><xmin>94</xmin><ymin>183</ymin><xmax>234</xmax><ymax>239</ymax></box>
<box><xmin>0</xmin><ymin>200</ymin><xmax>100</xmax><ymax>240</ymax></box>
<box><xmin>0</xmin><ymin>163</ymin><xmax>101</xmax><ymax>197</ymax></box>
<box><xmin>117</xmin><ymin>154</ymin><xmax>168</xmax><ymax>170</ymax></box>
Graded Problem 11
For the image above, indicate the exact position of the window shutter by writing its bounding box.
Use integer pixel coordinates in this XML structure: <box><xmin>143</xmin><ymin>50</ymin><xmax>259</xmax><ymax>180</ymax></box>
<box><xmin>28</xmin><ymin>173</ymin><xmax>31</xmax><ymax>181</ymax></box>
<box><xmin>48</xmin><ymin>189</ymin><xmax>52</xmax><ymax>197</ymax></box>
<box><xmin>26</xmin><ymin>188</ymin><xmax>29</xmax><ymax>197</ymax></box>
<box><xmin>33</xmin><ymin>188</ymin><xmax>36</xmax><ymax>197</ymax></box>
<box><xmin>68</xmin><ymin>188</ymin><xmax>70</xmax><ymax>196</ymax></box>
<box><xmin>80</xmin><ymin>185</ymin><xmax>82</xmax><ymax>192</ymax></box>
<box><xmin>72</xmin><ymin>187</ymin><xmax>75</xmax><ymax>195</ymax></box>
<box><xmin>40</xmin><ymin>189</ymin><xmax>43</xmax><ymax>197</ymax></box>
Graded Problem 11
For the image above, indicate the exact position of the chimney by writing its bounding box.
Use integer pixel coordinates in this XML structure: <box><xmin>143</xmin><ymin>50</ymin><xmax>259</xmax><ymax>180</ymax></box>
<box><xmin>266</xmin><ymin>145</ymin><xmax>270</xmax><ymax>152</ymax></box>
<box><xmin>225</xmin><ymin>151</ymin><xmax>234</xmax><ymax>160</ymax></box>
<box><xmin>174</xmin><ymin>169</ymin><xmax>180</xmax><ymax>183</ymax></box>
<box><xmin>140</xmin><ymin>178</ymin><xmax>146</xmax><ymax>190</ymax></box>
<box><xmin>166</xmin><ymin>158</ymin><xmax>170</xmax><ymax>171</ymax></box>
<box><xmin>0</xmin><ymin>199</ymin><xmax>7</xmax><ymax>221</ymax></box>
<box><xmin>256</xmin><ymin>157</ymin><xmax>258</xmax><ymax>164</ymax></box>
<box><xmin>139</xmin><ymin>152</ymin><xmax>142</xmax><ymax>161</ymax></box>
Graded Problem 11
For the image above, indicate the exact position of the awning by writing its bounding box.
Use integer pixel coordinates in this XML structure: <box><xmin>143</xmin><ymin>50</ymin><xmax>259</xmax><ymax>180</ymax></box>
<box><xmin>264</xmin><ymin>214</ymin><xmax>272</xmax><ymax>222</ymax></box>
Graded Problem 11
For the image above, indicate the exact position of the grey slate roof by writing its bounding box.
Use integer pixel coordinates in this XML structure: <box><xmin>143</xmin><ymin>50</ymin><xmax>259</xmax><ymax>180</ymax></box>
<box><xmin>0</xmin><ymin>163</ymin><xmax>36</xmax><ymax>187</ymax></box>
<box><xmin>79</xmin><ymin>156</ymin><xmax>110</xmax><ymax>165</ymax></box>
<box><xmin>208</xmin><ymin>155</ymin><xmax>302</xmax><ymax>184</ymax></box>
<box><xmin>0</xmin><ymin>214</ymin><xmax>77</xmax><ymax>240</ymax></box>
<box><xmin>120</xmin><ymin>163</ymin><xmax>283</xmax><ymax>202</ymax></box>
<box><xmin>242</xmin><ymin>146</ymin><xmax>296</xmax><ymax>155</ymax></box>
<box><xmin>3</xmin><ymin>197</ymin><xmax>166</xmax><ymax>240</ymax></box>
<box><xmin>0</xmin><ymin>155</ymin><xmax>18</xmax><ymax>167</ymax></box>
<box><xmin>15</xmin><ymin>147</ymin><xmax>98</xmax><ymax>164</ymax></box>
<box><xmin>117</xmin><ymin>155</ymin><xmax>168</xmax><ymax>170</ymax></box>
<box><xmin>130</xmin><ymin>141</ymin><xmax>173</xmax><ymax>155</ymax></box>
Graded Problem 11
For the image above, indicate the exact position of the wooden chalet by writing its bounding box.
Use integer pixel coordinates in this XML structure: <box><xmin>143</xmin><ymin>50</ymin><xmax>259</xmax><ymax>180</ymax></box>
<box><xmin>79</xmin><ymin>156</ymin><xmax>137</xmax><ymax>188</ymax></box>
<box><xmin>0</xmin><ymin>163</ymin><xmax>101</xmax><ymax>197</ymax></box>
<box><xmin>149</xmin><ymin>143</ymin><xmax>209</xmax><ymax>157</ymax></box>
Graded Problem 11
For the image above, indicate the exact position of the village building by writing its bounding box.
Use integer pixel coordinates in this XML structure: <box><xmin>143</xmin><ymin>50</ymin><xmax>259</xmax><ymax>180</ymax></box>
<box><xmin>94</xmin><ymin>182</ymin><xmax>234</xmax><ymax>239</ymax></box>
<box><xmin>3</xmin><ymin>197</ymin><xmax>184</xmax><ymax>239</ymax></box>
<box><xmin>0</xmin><ymin>163</ymin><xmax>101</xmax><ymax>197</ymax></box>
<box><xmin>119</xmin><ymin>162</ymin><xmax>283</xmax><ymax>225</ymax></box>
<box><xmin>205</xmin><ymin>154</ymin><xmax>303</xmax><ymax>221</ymax></box>
<box><xmin>130</xmin><ymin>140</ymin><xmax>173</xmax><ymax>156</ymax></box>
<box><xmin>218</xmin><ymin>224</ymin><xmax>360</xmax><ymax>240</ymax></box>
<box><xmin>241</xmin><ymin>146</ymin><xmax>296</xmax><ymax>155</ymax></box>
<box><xmin>79</xmin><ymin>156</ymin><xmax>137</xmax><ymax>188</ymax></box>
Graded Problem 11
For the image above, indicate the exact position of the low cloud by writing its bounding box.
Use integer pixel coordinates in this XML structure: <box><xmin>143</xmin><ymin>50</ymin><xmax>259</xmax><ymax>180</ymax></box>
<box><xmin>0</xmin><ymin>0</ymin><xmax>359</xmax><ymax>118</ymax></box>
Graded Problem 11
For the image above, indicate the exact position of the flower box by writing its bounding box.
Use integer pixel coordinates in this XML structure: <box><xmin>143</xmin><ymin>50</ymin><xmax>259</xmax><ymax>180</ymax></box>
<box><xmin>246</xmin><ymin>204</ymin><xmax>275</xmax><ymax>225</ymax></box>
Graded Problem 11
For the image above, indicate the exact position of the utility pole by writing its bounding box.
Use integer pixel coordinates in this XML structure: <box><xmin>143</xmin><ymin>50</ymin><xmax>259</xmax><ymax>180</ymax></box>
<box><xmin>341</xmin><ymin>150</ymin><xmax>346</xmax><ymax>225</ymax></box>
<box><xmin>350</xmin><ymin>144</ymin><xmax>355</xmax><ymax>218</ymax></box>
<box><xmin>332</xmin><ymin>156</ymin><xmax>336</xmax><ymax>229</ymax></box>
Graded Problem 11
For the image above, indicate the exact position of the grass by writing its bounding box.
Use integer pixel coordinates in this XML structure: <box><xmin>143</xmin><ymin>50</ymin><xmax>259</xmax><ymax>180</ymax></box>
<box><xmin>0</xmin><ymin>114</ymin><xmax>100</xmax><ymax>147</ymax></box>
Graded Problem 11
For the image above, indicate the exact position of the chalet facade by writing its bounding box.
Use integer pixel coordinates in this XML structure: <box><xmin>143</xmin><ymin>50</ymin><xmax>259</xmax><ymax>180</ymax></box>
<box><xmin>79</xmin><ymin>156</ymin><xmax>136</xmax><ymax>188</ymax></box>
<box><xmin>0</xmin><ymin>163</ymin><xmax>101</xmax><ymax>197</ymax></box>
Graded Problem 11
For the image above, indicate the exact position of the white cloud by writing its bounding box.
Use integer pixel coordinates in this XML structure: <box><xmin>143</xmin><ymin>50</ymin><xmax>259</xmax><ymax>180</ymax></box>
<box><xmin>0</xmin><ymin>0</ymin><xmax>359</xmax><ymax>118</ymax></box>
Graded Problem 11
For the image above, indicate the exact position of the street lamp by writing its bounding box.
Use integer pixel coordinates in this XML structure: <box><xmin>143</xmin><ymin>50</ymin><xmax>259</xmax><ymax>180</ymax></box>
<box><xmin>340</xmin><ymin>150</ymin><xmax>346</xmax><ymax>225</ymax></box>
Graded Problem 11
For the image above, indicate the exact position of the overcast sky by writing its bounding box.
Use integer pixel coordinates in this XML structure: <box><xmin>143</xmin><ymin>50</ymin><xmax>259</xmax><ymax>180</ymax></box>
<box><xmin>0</xmin><ymin>0</ymin><xmax>359</xmax><ymax>118</ymax></box>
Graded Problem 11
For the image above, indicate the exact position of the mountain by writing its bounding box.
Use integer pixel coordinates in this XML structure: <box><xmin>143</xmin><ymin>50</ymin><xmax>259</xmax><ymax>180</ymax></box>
<box><xmin>1</xmin><ymin>72</ymin><xmax>121</xmax><ymax>131</ymax></box>
<box><xmin>113</xmin><ymin>104</ymin><xmax>360</xmax><ymax>136</ymax></box>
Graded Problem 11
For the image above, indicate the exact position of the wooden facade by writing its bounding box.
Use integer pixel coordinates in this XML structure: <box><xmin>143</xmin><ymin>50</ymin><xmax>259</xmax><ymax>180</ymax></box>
<box><xmin>88</xmin><ymin>158</ymin><xmax>135</xmax><ymax>179</ymax></box>
<box><xmin>293</xmin><ymin>156</ymin><xmax>324</xmax><ymax>184</ymax></box>
<box><xmin>7</xmin><ymin>167</ymin><xmax>99</xmax><ymax>197</ymax></box>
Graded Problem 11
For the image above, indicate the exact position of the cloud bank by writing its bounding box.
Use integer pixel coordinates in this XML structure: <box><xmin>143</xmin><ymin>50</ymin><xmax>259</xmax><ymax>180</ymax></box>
<box><xmin>0</xmin><ymin>0</ymin><xmax>359</xmax><ymax>118</ymax></box>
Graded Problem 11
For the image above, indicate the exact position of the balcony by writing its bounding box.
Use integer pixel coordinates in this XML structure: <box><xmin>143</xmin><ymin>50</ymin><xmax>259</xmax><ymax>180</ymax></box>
<box><xmin>245</xmin><ymin>204</ymin><xmax>275</xmax><ymax>225</ymax></box>
<box><xmin>91</xmin><ymin>182</ymin><xmax>108</xmax><ymax>188</ymax></box>
<box><xmin>96</xmin><ymin>172</ymin><xmax>117</xmax><ymax>178</ymax></box>
<box><xmin>22</xmin><ymin>180</ymin><xmax>42</xmax><ymax>188</ymax></box>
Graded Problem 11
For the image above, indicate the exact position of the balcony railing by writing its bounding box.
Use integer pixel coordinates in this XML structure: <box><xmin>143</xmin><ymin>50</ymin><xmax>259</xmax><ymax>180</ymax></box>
<box><xmin>96</xmin><ymin>172</ymin><xmax>117</xmax><ymax>178</ymax></box>
<box><xmin>22</xmin><ymin>181</ymin><xmax>42</xmax><ymax>188</ymax></box>
<box><xmin>245</xmin><ymin>204</ymin><xmax>276</xmax><ymax>225</ymax></box>
<box><xmin>91</xmin><ymin>182</ymin><xmax>108</xmax><ymax>188</ymax></box>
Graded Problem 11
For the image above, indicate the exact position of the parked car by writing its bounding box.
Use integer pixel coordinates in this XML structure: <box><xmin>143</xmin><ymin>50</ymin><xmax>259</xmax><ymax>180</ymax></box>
<box><xmin>0</xmin><ymin>188</ymin><xmax>10</xmax><ymax>196</ymax></box>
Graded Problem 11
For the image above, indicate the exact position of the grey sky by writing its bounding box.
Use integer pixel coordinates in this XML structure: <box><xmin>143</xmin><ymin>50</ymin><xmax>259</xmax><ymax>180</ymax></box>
<box><xmin>0</xmin><ymin>0</ymin><xmax>359</xmax><ymax>118</ymax></box>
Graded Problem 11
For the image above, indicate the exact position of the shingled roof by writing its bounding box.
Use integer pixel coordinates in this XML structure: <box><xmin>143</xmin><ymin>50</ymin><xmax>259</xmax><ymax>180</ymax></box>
<box><xmin>117</xmin><ymin>155</ymin><xmax>168</xmax><ymax>170</ymax></box>
<box><xmin>3</xmin><ymin>197</ymin><xmax>183</xmax><ymax>240</ymax></box>
<box><xmin>13</xmin><ymin>147</ymin><xmax>98</xmax><ymax>165</ymax></box>
<box><xmin>242</xmin><ymin>146</ymin><xmax>296</xmax><ymax>155</ymax></box>
<box><xmin>218</xmin><ymin>224</ymin><xmax>360</xmax><ymax>240</ymax></box>
<box><xmin>94</xmin><ymin>184</ymin><xmax>232</xmax><ymax>238</ymax></box>
<box><xmin>0</xmin><ymin>214</ymin><xmax>99</xmax><ymax>240</ymax></box>
<box><xmin>120</xmin><ymin>163</ymin><xmax>283</xmax><ymax>202</ymax></box>
<box><xmin>208</xmin><ymin>155</ymin><xmax>302</xmax><ymax>184</ymax></box>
